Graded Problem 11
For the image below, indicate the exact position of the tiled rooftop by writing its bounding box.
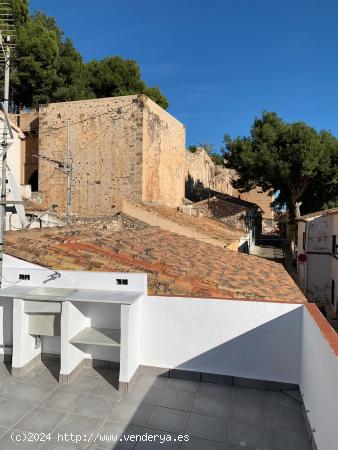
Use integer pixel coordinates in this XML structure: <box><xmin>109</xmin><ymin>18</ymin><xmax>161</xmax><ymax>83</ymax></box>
<box><xmin>0</xmin><ymin>362</ymin><xmax>311</xmax><ymax>450</ymax></box>
<box><xmin>128</xmin><ymin>201</ymin><xmax>244</xmax><ymax>243</ymax></box>
<box><xmin>5</xmin><ymin>225</ymin><xmax>306</xmax><ymax>303</ymax></box>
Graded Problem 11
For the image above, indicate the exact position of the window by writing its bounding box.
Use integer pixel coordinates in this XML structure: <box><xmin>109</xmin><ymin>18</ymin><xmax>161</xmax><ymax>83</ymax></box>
<box><xmin>332</xmin><ymin>279</ymin><xmax>335</xmax><ymax>306</ymax></box>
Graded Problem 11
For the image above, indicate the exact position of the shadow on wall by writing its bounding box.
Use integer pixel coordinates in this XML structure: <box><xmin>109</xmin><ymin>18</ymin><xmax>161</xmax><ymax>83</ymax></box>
<box><xmin>161</xmin><ymin>308</ymin><xmax>302</xmax><ymax>383</ymax></box>
<box><xmin>185</xmin><ymin>173</ymin><xmax>207</xmax><ymax>201</ymax></box>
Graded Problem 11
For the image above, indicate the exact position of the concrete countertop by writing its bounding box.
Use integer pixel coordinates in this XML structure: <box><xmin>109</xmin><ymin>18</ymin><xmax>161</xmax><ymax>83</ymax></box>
<box><xmin>0</xmin><ymin>285</ymin><xmax>143</xmax><ymax>305</ymax></box>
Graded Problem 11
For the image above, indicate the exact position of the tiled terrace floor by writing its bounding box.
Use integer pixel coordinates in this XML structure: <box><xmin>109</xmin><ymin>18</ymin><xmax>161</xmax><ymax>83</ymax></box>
<box><xmin>0</xmin><ymin>362</ymin><xmax>312</xmax><ymax>450</ymax></box>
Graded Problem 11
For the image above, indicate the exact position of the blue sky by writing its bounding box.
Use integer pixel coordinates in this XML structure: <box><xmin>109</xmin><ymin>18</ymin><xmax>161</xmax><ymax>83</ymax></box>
<box><xmin>30</xmin><ymin>0</ymin><xmax>338</xmax><ymax>149</ymax></box>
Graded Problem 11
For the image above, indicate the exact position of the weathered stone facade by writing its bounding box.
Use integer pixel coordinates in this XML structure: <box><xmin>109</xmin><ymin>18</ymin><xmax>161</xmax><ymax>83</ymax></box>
<box><xmin>231</xmin><ymin>186</ymin><xmax>274</xmax><ymax>219</ymax></box>
<box><xmin>184</xmin><ymin>149</ymin><xmax>273</xmax><ymax>218</ymax></box>
<box><xmin>38</xmin><ymin>95</ymin><xmax>186</xmax><ymax>216</ymax></box>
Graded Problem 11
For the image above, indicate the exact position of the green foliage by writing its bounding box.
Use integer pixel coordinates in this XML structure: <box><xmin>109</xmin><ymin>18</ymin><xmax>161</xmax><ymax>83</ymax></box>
<box><xmin>12</xmin><ymin>0</ymin><xmax>29</xmax><ymax>26</ymax></box>
<box><xmin>198</xmin><ymin>143</ymin><xmax>215</xmax><ymax>155</ymax></box>
<box><xmin>223</xmin><ymin>112</ymin><xmax>338</xmax><ymax>217</ymax></box>
<box><xmin>188</xmin><ymin>143</ymin><xmax>223</xmax><ymax>165</ymax></box>
<box><xmin>86</xmin><ymin>57</ymin><xmax>168</xmax><ymax>109</ymax></box>
<box><xmin>188</xmin><ymin>145</ymin><xmax>197</xmax><ymax>153</ymax></box>
<box><xmin>9</xmin><ymin>0</ymin><xmax>168</xmax><ymax>109</ymax></box>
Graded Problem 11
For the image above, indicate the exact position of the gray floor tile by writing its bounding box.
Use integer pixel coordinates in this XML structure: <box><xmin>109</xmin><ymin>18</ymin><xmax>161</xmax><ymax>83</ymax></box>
<box><xmin>166</xmin><ymin>378</ymin><xmax>199</xmax><ymax>393</ymax></box>
<box><xmin>134</xmin><ymin>375</ymin><xmax>167</xmax><ymax>389</ymax></box>
<box><xmin>0</xmin><ymin>429</ymin><xmax>38</xmax><ymax>449</ymax></box>
<box><xmin>95</xmin><ymin>368</ymin><xmax>120</xmax><ymax>384</ymax></box>
<box><xmin>77</xmin><ymin>368</ymin><xmax>102</xmax><ymax>378</ymax></box>
<box><xmin>90</xmin><ymin>379</ymin><xmax>123</xmax><ymax>400</ymax></box>
<box><xmin>61</xmin><ymin>374</ymin><xmax>99</xmax><ymax>393</ymax></box>
<box><xmin>0</xmin><ymin>378</ymin><xmax>23</xmax><ymax>397</ymax></box>
<box><xmin>15</xmin><ymin>406</ymin><xmax>64</xmax><ymax>433</ymax></box>
<box><xmin>40</xmin><ymin>388</ymin><xmax>83</xmax><ymax>412</ymax></box>
<box><xmin>54</xmin><ymin>414</ymin><xmax>102</xmax><ymax>443</ymax></box>
<box><xmin>192</xmin><ymin>392</ymin><xmax>229</xmax><ymax>418</ymax></box>
<box><xmin>0</xmin><ymin>398</ymin><xmax>33</xmax><ymax>428</ymax></box>
<box><xmin>270</xmin><ymin>406</ymin><xmax>306</xmax><ymax>432</ymax></box>
<box><xmin>110</xmin><ymin>400</ymin><xmax>153</xmax><ymax>426</ymax></box>
<box><xmin>230</xmin><ymin>398</ymin><xmax>268</xmax><ymax>425</ymax></box>
<box><xmin>24</xmin><ymin>370</ymin><xmax>60</xmax><ymax>387</ymax></box>
<box><xmin>135</xmin><ymin>428</ymin><xmax>181</xmax><ymax>449</ymax></box>
<box><xmin>181</xmin><ymin>436</ymin><xmax>225</xmax><ymax>449</ymax></box>
<box><xmin>271</xmin><ymin>427</ymin><xmax>311</xmax><ymax>450</ymax></box>
<box><xmin>197</xmin><ymin>383</ymin><xmax>232</xmax><ymax>398</ymax></box>
<box><xmin>232</xmin><ymin>387</ymin><xmax>266</xmax><ymax>405</ymax></box>
<box><xmin>124</xmin><ymin>384</ymin><xmax>161</xmax><ymax>405</ymax></box>
<box><xmin>146</xmin><ymin>406</ymin><xmax>189</xmax><ymax>434</ymax></box>
<box><xmin>157</xmin><ymin>387</ymin><xmax>195</xmax><ymax>411</ymax></box>
<box><xmin>6</xmin><ymin>383</ymin><xmax>52</xmax><ymax>405</ymax></box>
<box><xmin>186</xmin><ymin>413</ymin><xmax>227</xmax><ymax>442</ymax></box>
<box><xmin>0</xmin><ymin>364</ymin><xmax>11</xmax><ymax>378</ymax></box>
<box><xmin>267</xmin><ymin>391</ymin><xmax>302</xmax><ymax>411</ymax></box>
<box><xmin>0</xmin><ymin>428</ymin><xmax>6</xmax><ymax>439</ymax></box>
<box><xmin>227</xmin><ymin>419</ymin><xmax>269</xmax><ymax>450</ymax></box>
<box><xmin>72</xmin><ymin>394</ymin><xmax>115</xmax><ymax>419</ymax></box>
<box><xmin>226</xmin><ymin>445</ymin><xmax>255</xmax><ymax>450</ymax></box>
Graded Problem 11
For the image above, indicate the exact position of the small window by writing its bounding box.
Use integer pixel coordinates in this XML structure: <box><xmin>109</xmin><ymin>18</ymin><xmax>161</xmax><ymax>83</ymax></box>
<box><xmin>303</xmin><ymin>232</ymin><xmax>306</xmax><ymax>250</ymax></box>
<box><xmin>116</xmin><ymin>278</ymin><xmax>128</xmax><ymax>286</ymax></box>
<box><xmin>331</xmin><ymin>279</ymin><xmax>335</xmax><ymax>306</ymax></box>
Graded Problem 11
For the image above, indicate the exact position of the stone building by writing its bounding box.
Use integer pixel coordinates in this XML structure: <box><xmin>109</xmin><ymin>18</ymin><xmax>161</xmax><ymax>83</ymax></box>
<box><xmin>184</xmin><ymin>148</ymin><xmax>273</xmax><ymax>218</ymax></box>
<box><xmin>11</xmin><ymin>95</ymin><xmax>273</xmax><ymax>220</ymax></box>
<box><xmin>38</xmin><ymin>95</ymin><xmax>186</xmax><ymax>216</ymax></box>
<box><xmin>185</xmin><ymin>148</ymin><xmax>233</xmax><ymax>198</ymax></box>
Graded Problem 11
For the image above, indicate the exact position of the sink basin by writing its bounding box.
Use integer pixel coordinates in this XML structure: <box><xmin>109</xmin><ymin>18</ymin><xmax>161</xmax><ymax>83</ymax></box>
<box><xmin>28</xmin><ymin>287</ymin><xmax>77</xmax><ymax>297</ymax></box>
<box><xmin>21</xmin><ymin>287</ymin><xmax>77</xmax><ymax>301</ymax></box>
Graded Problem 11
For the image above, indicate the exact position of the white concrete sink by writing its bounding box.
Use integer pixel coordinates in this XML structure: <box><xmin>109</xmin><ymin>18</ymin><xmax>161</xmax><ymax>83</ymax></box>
<box><xmin>22</xmin><ymin>287</ymin><xmax>77</xmax><ymax>301</ymax></box>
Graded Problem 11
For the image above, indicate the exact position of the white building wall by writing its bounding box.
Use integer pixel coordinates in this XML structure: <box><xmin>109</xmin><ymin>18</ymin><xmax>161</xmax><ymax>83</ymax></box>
<box><xmin>298</xmin><ymin>213</ymin><xmax>338</xmax><ymax>315</ymax></box>
<box><xmin>300</xmin><ymin>307</ymin><xmax>338</xmax><ymax>450</ymax></box>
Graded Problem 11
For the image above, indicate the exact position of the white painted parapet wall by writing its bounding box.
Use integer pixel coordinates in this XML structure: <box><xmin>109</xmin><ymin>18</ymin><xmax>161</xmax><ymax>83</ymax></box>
<box><xmin>140</xmin><ymin>296</ymin><xmax>303</xmax><ymax>383</ymax></box>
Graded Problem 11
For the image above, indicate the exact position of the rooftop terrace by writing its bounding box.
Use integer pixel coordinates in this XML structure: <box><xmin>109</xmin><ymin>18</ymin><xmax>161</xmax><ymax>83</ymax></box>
<box><xmin>0</xmin><ymin>361</ymin><xmax>311</xmax><ymax>450</ymax></box>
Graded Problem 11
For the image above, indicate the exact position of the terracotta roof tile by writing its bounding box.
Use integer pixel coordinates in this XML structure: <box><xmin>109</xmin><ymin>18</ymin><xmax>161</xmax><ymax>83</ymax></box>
<box><xmin>4</xmin><ymin>225</ymin><xmax>306</xmax><ymax>304</ymax></box>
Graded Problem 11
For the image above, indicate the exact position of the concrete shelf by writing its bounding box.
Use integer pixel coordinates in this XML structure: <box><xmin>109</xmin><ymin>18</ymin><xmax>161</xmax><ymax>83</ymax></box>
<box><xmin>69</xmin><ymin>327</ymin><xmax>121</xmax><ymax>347</ymax></box>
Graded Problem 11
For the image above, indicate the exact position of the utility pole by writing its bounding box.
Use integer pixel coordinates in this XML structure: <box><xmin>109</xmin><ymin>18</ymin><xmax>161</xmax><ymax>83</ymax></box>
<box><xmin>66</xmin><ymin>119</ymin><xmax>72</xmax><ymax>224</ymax></box>
<box><xmin>0</xmin><ymin>39</ymin><xmax>10</xmax><ymax>287</ymax></box>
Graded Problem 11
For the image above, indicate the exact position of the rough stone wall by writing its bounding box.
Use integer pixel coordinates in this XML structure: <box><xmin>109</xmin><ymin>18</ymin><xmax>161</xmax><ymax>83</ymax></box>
<box><xmin>185</xmin><ymin>148</ymin><xmax>215</xmax><ymax>197</ymax></box>
<box><xmin>185</xmin><ymin>149</ymin><xmax>233</xmax><ymax>198</ymax></box>
<box><xmin>232</xmin><ymin>186</ymin><xmax>274</xmax><ymax>219</ymax></box>
<box><xmin>212</xmin><ymin>166</ymin><xmax>233</xmax><ymax>196</ymax></box>
<box><xmin>142</xmin><ymin>97</ymin><xmax>186</xmax><ymax>208</ymax></box>
<box><xmin>38</xmin><ymin>95</ymin><xmax>144</xmax><ymax>216</ymax></box>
